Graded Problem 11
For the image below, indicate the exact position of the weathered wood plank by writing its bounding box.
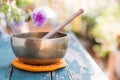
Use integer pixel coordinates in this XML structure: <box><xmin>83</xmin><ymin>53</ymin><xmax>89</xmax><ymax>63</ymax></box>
<box><xmin>51</xmin><ymin>32</ymin><xmax>108</xmax><ymax>80</ymax></box>
<box><xmin>0</xmin><ymin>38</ymin><xmax>51</xmax><ymax>80</ymax></box>
<box><xmin>52</xmin><ymin>66</ymin><xmax>72</xmax><ymax>80</ymax></box>
<box><xmin>65</xmin><ymin>32</ymin><xmax>108</xmax><ymax>80</ymax></box>
<box><xmin>0</xmin><ymin>32</ymin><xmax>108</xmax><ymax>80</ymax></box>
<box><xmin>11</xmin><ymin>68</ymin><xmax>51</xmax><ymax>80</ymax></box>
<box><xmin>0</xmin><ymin>38</ymin><xmax>15</xmax><ymax>80</ymax></box>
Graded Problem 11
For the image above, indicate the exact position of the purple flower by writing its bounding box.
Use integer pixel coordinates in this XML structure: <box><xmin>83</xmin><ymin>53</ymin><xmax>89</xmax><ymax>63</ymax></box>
<box><xmin>31</xmin><ymin>8</ymin><xmax>47</xmax><ymax>27</ymax></box>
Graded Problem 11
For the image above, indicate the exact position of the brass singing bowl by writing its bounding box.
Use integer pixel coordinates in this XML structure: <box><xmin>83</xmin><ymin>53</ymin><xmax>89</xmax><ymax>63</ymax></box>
<box><xmin>11</xmin><ymin>32</ymin><xmax>69</xmax><ymax>65</ymax></box>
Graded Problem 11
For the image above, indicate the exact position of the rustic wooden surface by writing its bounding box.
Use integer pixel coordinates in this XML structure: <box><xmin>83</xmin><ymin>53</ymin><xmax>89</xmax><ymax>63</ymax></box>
<box><xmin>0</xmin><ymin>32</ymin><xmax>108</xmax><ymax>80</ymax></box>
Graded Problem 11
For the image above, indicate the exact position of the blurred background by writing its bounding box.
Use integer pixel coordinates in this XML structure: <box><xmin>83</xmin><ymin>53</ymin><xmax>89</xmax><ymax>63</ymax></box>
<box><xmin>1</xmin><ymin>0</ymin><xmax>120</xmax><ymax>80</ymax></box>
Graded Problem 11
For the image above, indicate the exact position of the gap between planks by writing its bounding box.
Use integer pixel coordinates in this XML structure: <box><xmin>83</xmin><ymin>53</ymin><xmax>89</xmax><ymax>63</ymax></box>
<box><xmin>50</xmin><ymin>71</ymin><xmax>52</xmax><ymax>80</ymax></box>
<box><xmin>9</xmin><ymin>66</ymin><xmax>13</xmax><ymax>80</ymax></box>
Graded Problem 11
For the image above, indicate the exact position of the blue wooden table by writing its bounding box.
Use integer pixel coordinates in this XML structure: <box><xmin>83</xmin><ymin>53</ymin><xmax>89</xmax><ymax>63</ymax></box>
<box><xmin>0</xmin><ymin>32</ymin><xmax>108</xmax><ymax>80</ymax></box>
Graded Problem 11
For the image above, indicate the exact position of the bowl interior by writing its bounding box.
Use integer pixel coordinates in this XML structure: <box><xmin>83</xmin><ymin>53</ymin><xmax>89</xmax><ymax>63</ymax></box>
<box><xmin>13</xmin><ymin>32</ymin><xmax>67</xmax><ymax>39</ymax></box>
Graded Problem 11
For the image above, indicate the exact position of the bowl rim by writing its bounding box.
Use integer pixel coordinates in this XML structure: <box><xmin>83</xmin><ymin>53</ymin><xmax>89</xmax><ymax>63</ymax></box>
<box><xmin>11</xmin><ymin>31</ymin><xmax>69</xmax><ymax>40</ymax></box>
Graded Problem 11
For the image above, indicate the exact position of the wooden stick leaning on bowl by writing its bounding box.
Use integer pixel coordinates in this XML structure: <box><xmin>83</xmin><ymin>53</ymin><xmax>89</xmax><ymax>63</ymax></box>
<box><xmin>42</xmin><ymin>9</ymin><xmax>84</xmax><ymax>39</ymax></box>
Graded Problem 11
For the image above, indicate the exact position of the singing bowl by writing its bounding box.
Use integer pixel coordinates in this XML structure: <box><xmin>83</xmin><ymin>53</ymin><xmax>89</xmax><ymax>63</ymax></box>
<box><xmin>11</xmin><ymin>32</ymin><xmax>69</xmax><ymax>65</ymax></box>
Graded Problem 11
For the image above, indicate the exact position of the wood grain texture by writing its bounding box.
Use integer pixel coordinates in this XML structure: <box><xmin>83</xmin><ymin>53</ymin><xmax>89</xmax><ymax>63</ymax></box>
<box><xmin>0</xmin><ymin>38</ymin><xmax>51</xmax><ymax>80</ymax></box>
<box><xmin>66</xmin><ymin>33</ymin><xmax>108</xmax><ymax>80</ymax></box>
<box><xmin>52</xmin><ymin>67</ymin><xmax>72</xmax><ymax>80</ymax></box>
<box><xmin>0</xmin><ymin>32</ymin><xmax>108</xmax><ymax>80</ymax></box>
<box><xmin>11</xmin><ymin>68</ymin><xmax>51</xmax><ymax>80</ymax></box>
<box><xmin>52</xmin><ymin>32</ymin><xmax>108</xmax><ymax>80</ymax></box>
<box><xmin>0</xmin><ymin>38</ymin><xmax>15</xmax><ymax>80</ymax></box>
